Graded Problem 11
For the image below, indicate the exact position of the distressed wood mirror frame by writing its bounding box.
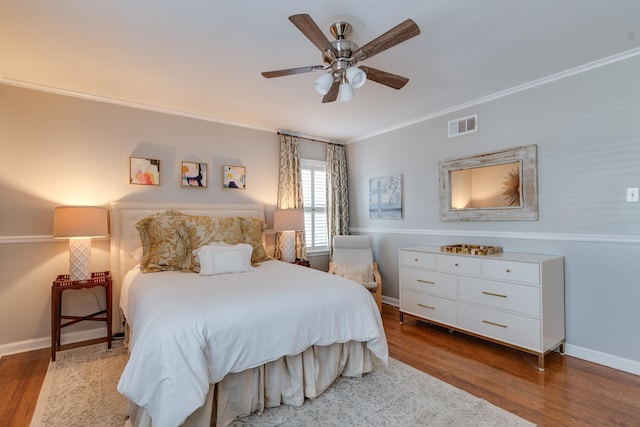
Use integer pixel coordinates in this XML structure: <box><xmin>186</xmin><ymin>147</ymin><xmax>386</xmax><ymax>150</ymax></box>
<box><xmin>439</xmin><ymin>144</ymin><xmax>538</xmax><ymax>221</ymax></box>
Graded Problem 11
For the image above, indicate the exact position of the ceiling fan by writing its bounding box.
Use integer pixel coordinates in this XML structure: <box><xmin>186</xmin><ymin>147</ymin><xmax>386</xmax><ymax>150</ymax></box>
<box><xmin>261</xmin><ymin>14</ymin><xmax>421</xmax><ymax>103</ymax></box>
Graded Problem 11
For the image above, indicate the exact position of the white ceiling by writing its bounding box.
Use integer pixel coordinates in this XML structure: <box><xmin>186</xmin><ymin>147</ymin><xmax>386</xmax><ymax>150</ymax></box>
<box><xmin>2</xmin><ymin>1</ymin><xmax>640</xmax><ymax>142</ymax></box>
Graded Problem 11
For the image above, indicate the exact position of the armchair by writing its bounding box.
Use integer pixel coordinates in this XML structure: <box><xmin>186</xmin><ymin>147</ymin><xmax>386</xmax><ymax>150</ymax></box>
<box><xmin>328</xmin><ymin>235</ymin><xmax>382</xmax><ymax>312</ymax></box>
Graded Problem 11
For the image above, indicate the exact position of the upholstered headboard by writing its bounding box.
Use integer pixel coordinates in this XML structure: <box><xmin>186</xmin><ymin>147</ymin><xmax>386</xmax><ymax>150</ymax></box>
<box><xmin>109</xmin><ymin>202</ymin><xmax>265</xmax><ymax>331</ymax></box>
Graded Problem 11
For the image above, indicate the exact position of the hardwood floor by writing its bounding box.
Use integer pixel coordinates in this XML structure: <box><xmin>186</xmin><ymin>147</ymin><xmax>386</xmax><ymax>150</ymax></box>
<box><xmin>1</xmin><ymin>305</ymin><xmax>639</xmax><ymax>426</ymax></box>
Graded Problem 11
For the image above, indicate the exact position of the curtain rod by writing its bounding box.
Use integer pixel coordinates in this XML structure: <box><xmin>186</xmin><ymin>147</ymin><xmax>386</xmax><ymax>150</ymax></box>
<box><xmin>277</xmin><ymin>129</ymin><xmax>346</xmax><ymax>145</ymax></box>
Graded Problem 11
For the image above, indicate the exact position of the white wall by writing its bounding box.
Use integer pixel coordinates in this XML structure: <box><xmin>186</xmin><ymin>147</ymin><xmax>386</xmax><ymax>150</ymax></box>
<box><xmin>347</xmin><ymin>55</ymin><xmax>640</xmax><ymax>375</ymax></box>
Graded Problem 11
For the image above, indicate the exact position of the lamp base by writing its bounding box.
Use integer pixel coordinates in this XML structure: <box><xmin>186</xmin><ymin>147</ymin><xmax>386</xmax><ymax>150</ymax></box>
<box><xmin>281</xmin><ymin>231</ymin><xmax>296</xmax><ymax>263</ymax></box>
<box><xmin>69</xmin><ymin>238</ymin><xmax>92</xmax><ymax>281</ymax></box>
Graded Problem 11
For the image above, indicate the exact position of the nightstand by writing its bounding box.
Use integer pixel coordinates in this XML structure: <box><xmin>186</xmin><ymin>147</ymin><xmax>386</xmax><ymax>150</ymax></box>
<box><xmin>51</xmin><ymin>271</ymin><xmax>112</xmax><ymax>361</ymax></box>
<box><xmin>290</xmin><ymin>259</ymin><xmax>311</xmax><ymax>268</ymax></box>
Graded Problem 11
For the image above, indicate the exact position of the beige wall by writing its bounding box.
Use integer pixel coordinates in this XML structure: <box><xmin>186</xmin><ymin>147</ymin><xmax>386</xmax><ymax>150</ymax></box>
<box><xmin>0</xmin><ymin>84</ymin><xmax>284</xmax><ymax>355</ymax></box>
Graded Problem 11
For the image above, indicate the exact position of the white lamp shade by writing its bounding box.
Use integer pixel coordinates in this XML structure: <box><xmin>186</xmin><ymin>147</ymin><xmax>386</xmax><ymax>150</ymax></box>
<box><xmin>53</xmin><ymin>206</ymin><xmax>108</xmax><ymax>238</ymax></box>
<box><xmin>338</xmin><ymin>82</ymin><xmax>354</xmax><ymax>102</ymax></box>
<box><xmin>273</xmin><ymin>209</ymin><xmax>304</xmax><ymax>232</ymax></box>
<box><xmin>314</xmin><ymin>72</ymin><xmax>334</xmax><ymax>95</ymax></box>
<box><xmin>346</xmin><ymin>66</ymin><xmax>366</xmax><ymax>88</ymax></box>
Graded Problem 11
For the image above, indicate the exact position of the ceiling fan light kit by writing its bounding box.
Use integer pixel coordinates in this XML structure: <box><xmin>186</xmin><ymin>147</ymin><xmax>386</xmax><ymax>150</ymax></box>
<box><xmin>314</xmin><ymin>72</ymin><xmax>335</xmax><ymax>95</ymax></box>
<box><xmin>262</xmin><ymin>14</ymin><xmax>420</xmax><ymax>103</ymax></box>
<box><xmin>338</xmin><ymin>75</ymin><xmax>355</xmax><ymax>102</ymax></box>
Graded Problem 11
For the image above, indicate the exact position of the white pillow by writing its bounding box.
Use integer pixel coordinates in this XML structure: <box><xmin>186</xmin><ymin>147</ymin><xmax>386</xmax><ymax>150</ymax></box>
<box><xmin>333</xmin><ymin>263</ymin><xmax>374</xmax><ymax>284</ymax></box>
<box><xmin>193</xmin><ymin>242</ymin><xmax>253</xmax><ymax>276</ymax></box>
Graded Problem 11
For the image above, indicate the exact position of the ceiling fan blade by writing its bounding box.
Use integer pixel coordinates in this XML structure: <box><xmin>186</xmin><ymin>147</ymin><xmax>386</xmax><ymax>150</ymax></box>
<box><xmin>351</xmin><ymin>19</ymin><xmax>420</xmax><ymax>62</ymax></box>
<box><xmin>261</xmin><ymin>65</ymin><xmax>324</xmax><ymax>78</ymax></box>
<box><xmin>361</xmin><ymin>67</ymin><xmax>410</xmax><ymax>90</ymax></box>
<box><xmin>289</xmin><ymin>14</ymin><xmax>336</xmax><ymax>54</ymax></box>
<box><xmin>322</xmin><ymin>81</ymin><xmax>339</xmax><ymax>103</ymax></box>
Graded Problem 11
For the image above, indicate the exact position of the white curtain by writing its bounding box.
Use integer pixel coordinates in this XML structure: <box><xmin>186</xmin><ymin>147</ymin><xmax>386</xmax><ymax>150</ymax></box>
<box><xmin>275</xmin><ymin>134</ymin><xmax>307</xmax><ymax>260</ymax></box>
<box><xmin>326</xmin><ymin>143</ymin><xmax>349</xmax><ymax>257</ymax></box>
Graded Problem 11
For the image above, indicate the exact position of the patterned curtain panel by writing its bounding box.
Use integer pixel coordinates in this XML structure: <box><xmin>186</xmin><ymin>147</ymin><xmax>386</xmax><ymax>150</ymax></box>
<box><xmin>326</xmin><ymin>143</ymin><xmax>349</xmax><ymax>257</ymax></box>
<box><xmin>275</xmin><ymin>134</ymin><xmax>307</xmax><ymax>261</ymax></box>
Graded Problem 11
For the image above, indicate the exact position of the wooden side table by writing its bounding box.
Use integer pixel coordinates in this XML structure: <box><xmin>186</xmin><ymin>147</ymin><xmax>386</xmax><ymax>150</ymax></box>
<box><xmin>51</xmin><ymin>271</ymin><xmax>112</xmax><ymax>361</ymax></box>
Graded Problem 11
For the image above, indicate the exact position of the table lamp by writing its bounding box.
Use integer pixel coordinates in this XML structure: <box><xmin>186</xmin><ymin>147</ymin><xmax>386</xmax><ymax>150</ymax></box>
<box><xmin>53</xmin><ymin>206</ymin><xmax>108</xmax><ymax>281</ymax></box>
<box><xmin>273</xmin><ymin>209</ymin><xmax>304</xmax><ymax>262</ymax></box>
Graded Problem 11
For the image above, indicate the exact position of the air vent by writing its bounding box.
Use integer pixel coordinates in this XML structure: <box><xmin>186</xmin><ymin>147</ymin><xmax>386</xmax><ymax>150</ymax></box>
<box><xmin>448</xmin><ymin>114</ymin><xmax>478</xmax><ymax>138</ymax></box>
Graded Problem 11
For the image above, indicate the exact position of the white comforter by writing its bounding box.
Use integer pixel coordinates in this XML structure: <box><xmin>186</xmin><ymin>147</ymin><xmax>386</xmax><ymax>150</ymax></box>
<box><xmin>117</xmin><ymin>260</ymin><xmax>388</xmax><ymax>427</ymax></box>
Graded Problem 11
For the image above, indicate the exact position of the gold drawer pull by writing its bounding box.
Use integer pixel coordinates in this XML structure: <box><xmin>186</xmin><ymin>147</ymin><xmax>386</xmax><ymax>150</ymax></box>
<box><xmin>482</xmin><ymin>291</ymin><xmax>507</xmax><ymax>298</ymax></box>
<box><xmin>417</xmin><ymin>279</ymin><xmax>435</xmax><ymax>285</ymax></box>
<box><xmin>483</xmin><ymin>320</ymin><xmax>507</xmax><ymax>328</ymax></box>
<box><xmin>506</xmin><ymin>268</ymin><xmax>511</xmax><ymax>273</ymax></box>
<box><xmin>414</xmin><ymin>258</ymin><xmax>419</xmax><ymax>261</ymax></box>
<box><xmin>454</xmin><ymin>263</ymin><xmax>459</xmax><ymax>266</ymax></box>
<box><xmin>417</xmin><ymin>303</ymin><xmax>435</xmax><ymax>310</ymax></box>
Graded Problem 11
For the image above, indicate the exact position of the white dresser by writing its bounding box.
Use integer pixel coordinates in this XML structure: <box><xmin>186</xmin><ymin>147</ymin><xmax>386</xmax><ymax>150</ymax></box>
<box><xmin>399</xmin><ymin>246</ymin><xmax>564</xmax><ymax>369</ymax></box>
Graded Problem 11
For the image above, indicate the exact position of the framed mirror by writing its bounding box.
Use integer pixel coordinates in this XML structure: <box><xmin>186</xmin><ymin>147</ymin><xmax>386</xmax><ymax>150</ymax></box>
<box><xmin>439</xmin><ymin>145</ymin><xmax>538</xmax><ymax>221</ymax></box>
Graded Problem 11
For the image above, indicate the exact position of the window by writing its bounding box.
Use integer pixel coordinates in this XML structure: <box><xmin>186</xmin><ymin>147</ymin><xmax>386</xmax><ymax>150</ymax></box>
<box><xmin>301</xmin><ymin>159</ymin><xmax>328</xmax><ymax>251</ymax></box>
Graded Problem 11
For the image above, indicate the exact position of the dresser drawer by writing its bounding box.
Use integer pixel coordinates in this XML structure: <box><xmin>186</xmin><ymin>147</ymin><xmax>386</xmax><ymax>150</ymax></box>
<box><xmin>459</xmin><ymin>276</ymin><xmax>540</xmax><ymax>317</ymax></box>
<box><xmin>401</xmin><ymin>268</ymin><xmax>457</xmax><ymax>299</ymax></box>
<box><xmin>458</xmin><ymin>303</ymin><xmax>541</xmax><ymax>351</ymax></box>
<box><xmin>400</xmin><ymin>250</ymin><xmax>436</xmax><ymax>269</ymax></box>
<box><xmin>482</xmin><ymin>259</ymin><xmax>540</xmax><ymax>284</ymax></box>
<box><xmin>401</xmin><ymin>289</ymin><xmax>457</xmax><ymax>327</ymax></box>
<box><xmin>437</xmin><ymin>254</ymin><xmax>481</xmax><ymax>276</ymax></box>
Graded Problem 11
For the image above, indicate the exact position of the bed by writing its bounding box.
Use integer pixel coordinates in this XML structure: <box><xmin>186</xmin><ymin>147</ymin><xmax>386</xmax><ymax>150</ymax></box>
<box><xmin>109</xmin><ymin>202</ymin><xmax>388</xmax><ymax>427</ymax></box>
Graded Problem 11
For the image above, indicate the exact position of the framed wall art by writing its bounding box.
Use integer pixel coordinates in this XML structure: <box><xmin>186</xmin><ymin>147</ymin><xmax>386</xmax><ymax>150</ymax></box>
<box><xmin>369</xmin><ymin>174</ymin><xmax>403</xmax><ymax>219</ymax></box>
<box><xmin>180</xmin><ymin>161</ymin><xmax>208</xmax><ymax>188</ymax></box>
<box><xmin>130</xmin><ymin>156</ymin><xmax>160</xmax><ymax>185</ymax></box>
<box><xmin>222</xmin><ymin>165</ymin><xmax>246</xmax><ymax>189</ymax></box>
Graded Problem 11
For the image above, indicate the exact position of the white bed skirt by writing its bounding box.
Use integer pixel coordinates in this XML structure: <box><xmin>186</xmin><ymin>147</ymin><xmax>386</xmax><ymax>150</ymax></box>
<box><xmin>124</xmin><ymin>341</ymin><xmax>372</xmax><ymax>427</ymax></box>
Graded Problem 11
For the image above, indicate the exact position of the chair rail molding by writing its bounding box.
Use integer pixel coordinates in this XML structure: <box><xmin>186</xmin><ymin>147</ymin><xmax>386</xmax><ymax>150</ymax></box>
<box><xmin>349</xmin><ymin>228</ymin><xmax>640</xmax><ymax>245</ymax></box>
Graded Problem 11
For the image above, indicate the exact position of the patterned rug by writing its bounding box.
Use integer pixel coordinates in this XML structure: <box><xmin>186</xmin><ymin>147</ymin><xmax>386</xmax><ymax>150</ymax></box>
<box><xmin>31</xmin><ymin>343</ymin><xmax>535</xmax><ymax>427</ymax></box>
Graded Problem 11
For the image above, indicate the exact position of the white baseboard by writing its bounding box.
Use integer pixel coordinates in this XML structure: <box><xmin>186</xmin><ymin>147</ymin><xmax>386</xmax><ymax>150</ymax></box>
<box><xmin>564</xmin><ymin>344</ymin><xmax>640</xmax><ymax>376</ymax></box>
<box><xmin>0</xmin><ymin>327</ymin><xmax>108</xmax><ymax>358</ymax></box>
<box><xmin>382</xmin><ymin>297</ymin><xmax>639</xmax><ymax>376</ymax></box>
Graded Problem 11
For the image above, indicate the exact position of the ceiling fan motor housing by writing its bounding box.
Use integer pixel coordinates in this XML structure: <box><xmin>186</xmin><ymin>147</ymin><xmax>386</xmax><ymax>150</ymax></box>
<box><xmin>325</xmin><ymin>22</ymin><xmax>360</xmax><ymax>78</ymax></box>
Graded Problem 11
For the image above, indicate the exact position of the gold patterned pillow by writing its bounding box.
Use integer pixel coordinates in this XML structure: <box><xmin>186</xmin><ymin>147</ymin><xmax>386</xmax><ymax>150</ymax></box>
<box><xmin>178</xmin><ymin>216</ymin><xmax>244</xmax><ymax>272</ymax></box>
<box><xmin>240</xmin><ymin>217</ymin><xmax>271</xmax><ymax>266</ymax></box>
<box><xmin>136</xmin><ymin>210</ymin><xmax>191</xmax><ymax>273</ymax></box>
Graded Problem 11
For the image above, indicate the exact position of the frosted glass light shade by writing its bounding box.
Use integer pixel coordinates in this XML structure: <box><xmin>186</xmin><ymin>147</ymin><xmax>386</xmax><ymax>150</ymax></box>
<box><xmin>314</xmin><ymin>72</ymin><xmax>334</xmax><ymax>95</ymax></box>
<box><xmin>338</xmin><ymin>82</ymin><xmax>354</xmax><ymax>102</ymax></box>
<box><xmin>346</xmin><ymin>66</ymin><xmax>366</xmax><ymax>88</ymax></box>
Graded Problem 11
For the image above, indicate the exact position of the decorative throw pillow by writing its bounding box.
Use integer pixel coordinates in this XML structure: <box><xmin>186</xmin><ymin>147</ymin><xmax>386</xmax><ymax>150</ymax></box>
<box><xmin>239</xmin><ymin>216</ymin><xmax>271</xmax><ymax>266</ymax></box>
<box><xmin>194</xmin><ymin>242</ymin><xmax>253</xmax><ymax>275</ymax></box>
<box><xmin>136</xmin><ymin>210</ymin><xmax>191</xmax><ymax>273</ymax></box>
<box><xmin>333</xmin><ymin>263</ymin><xmax>375</xmax><ymax>284</ymax></box>
<box><xmin>177</xmin><ymin>216</ymin><xmax>245</xmax><ymax>271</ymax></box>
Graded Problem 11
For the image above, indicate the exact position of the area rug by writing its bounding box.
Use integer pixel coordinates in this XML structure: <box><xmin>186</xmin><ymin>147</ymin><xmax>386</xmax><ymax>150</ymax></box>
<box><xmin>31</xmin><ymin>343</ymin><xmax>535</xmax><ymax>427</ymax></box>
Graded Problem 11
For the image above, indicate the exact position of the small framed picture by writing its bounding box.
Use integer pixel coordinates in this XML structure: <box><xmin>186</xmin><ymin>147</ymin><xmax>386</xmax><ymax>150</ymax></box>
<box><xmin>222</xmin><ymin>165</ymin><xmax>246</xmax><ymax>189</ymax></box>
<box><xmin>180</xmin><ymin>161</ymin><xmax>208</xmax><ymax>188</ymax></box>
<box><xmin>130</xmin><ymin>157</ymin><xmax>161</xmax><ymax>185</ymax></box>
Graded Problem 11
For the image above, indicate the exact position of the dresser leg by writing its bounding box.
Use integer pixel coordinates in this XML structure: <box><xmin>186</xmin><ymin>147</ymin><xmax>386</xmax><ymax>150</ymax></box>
<box><xmin>537</xmin><ymin>354</ymin><xmax>545</xmax><ymax>371</ymax></box>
